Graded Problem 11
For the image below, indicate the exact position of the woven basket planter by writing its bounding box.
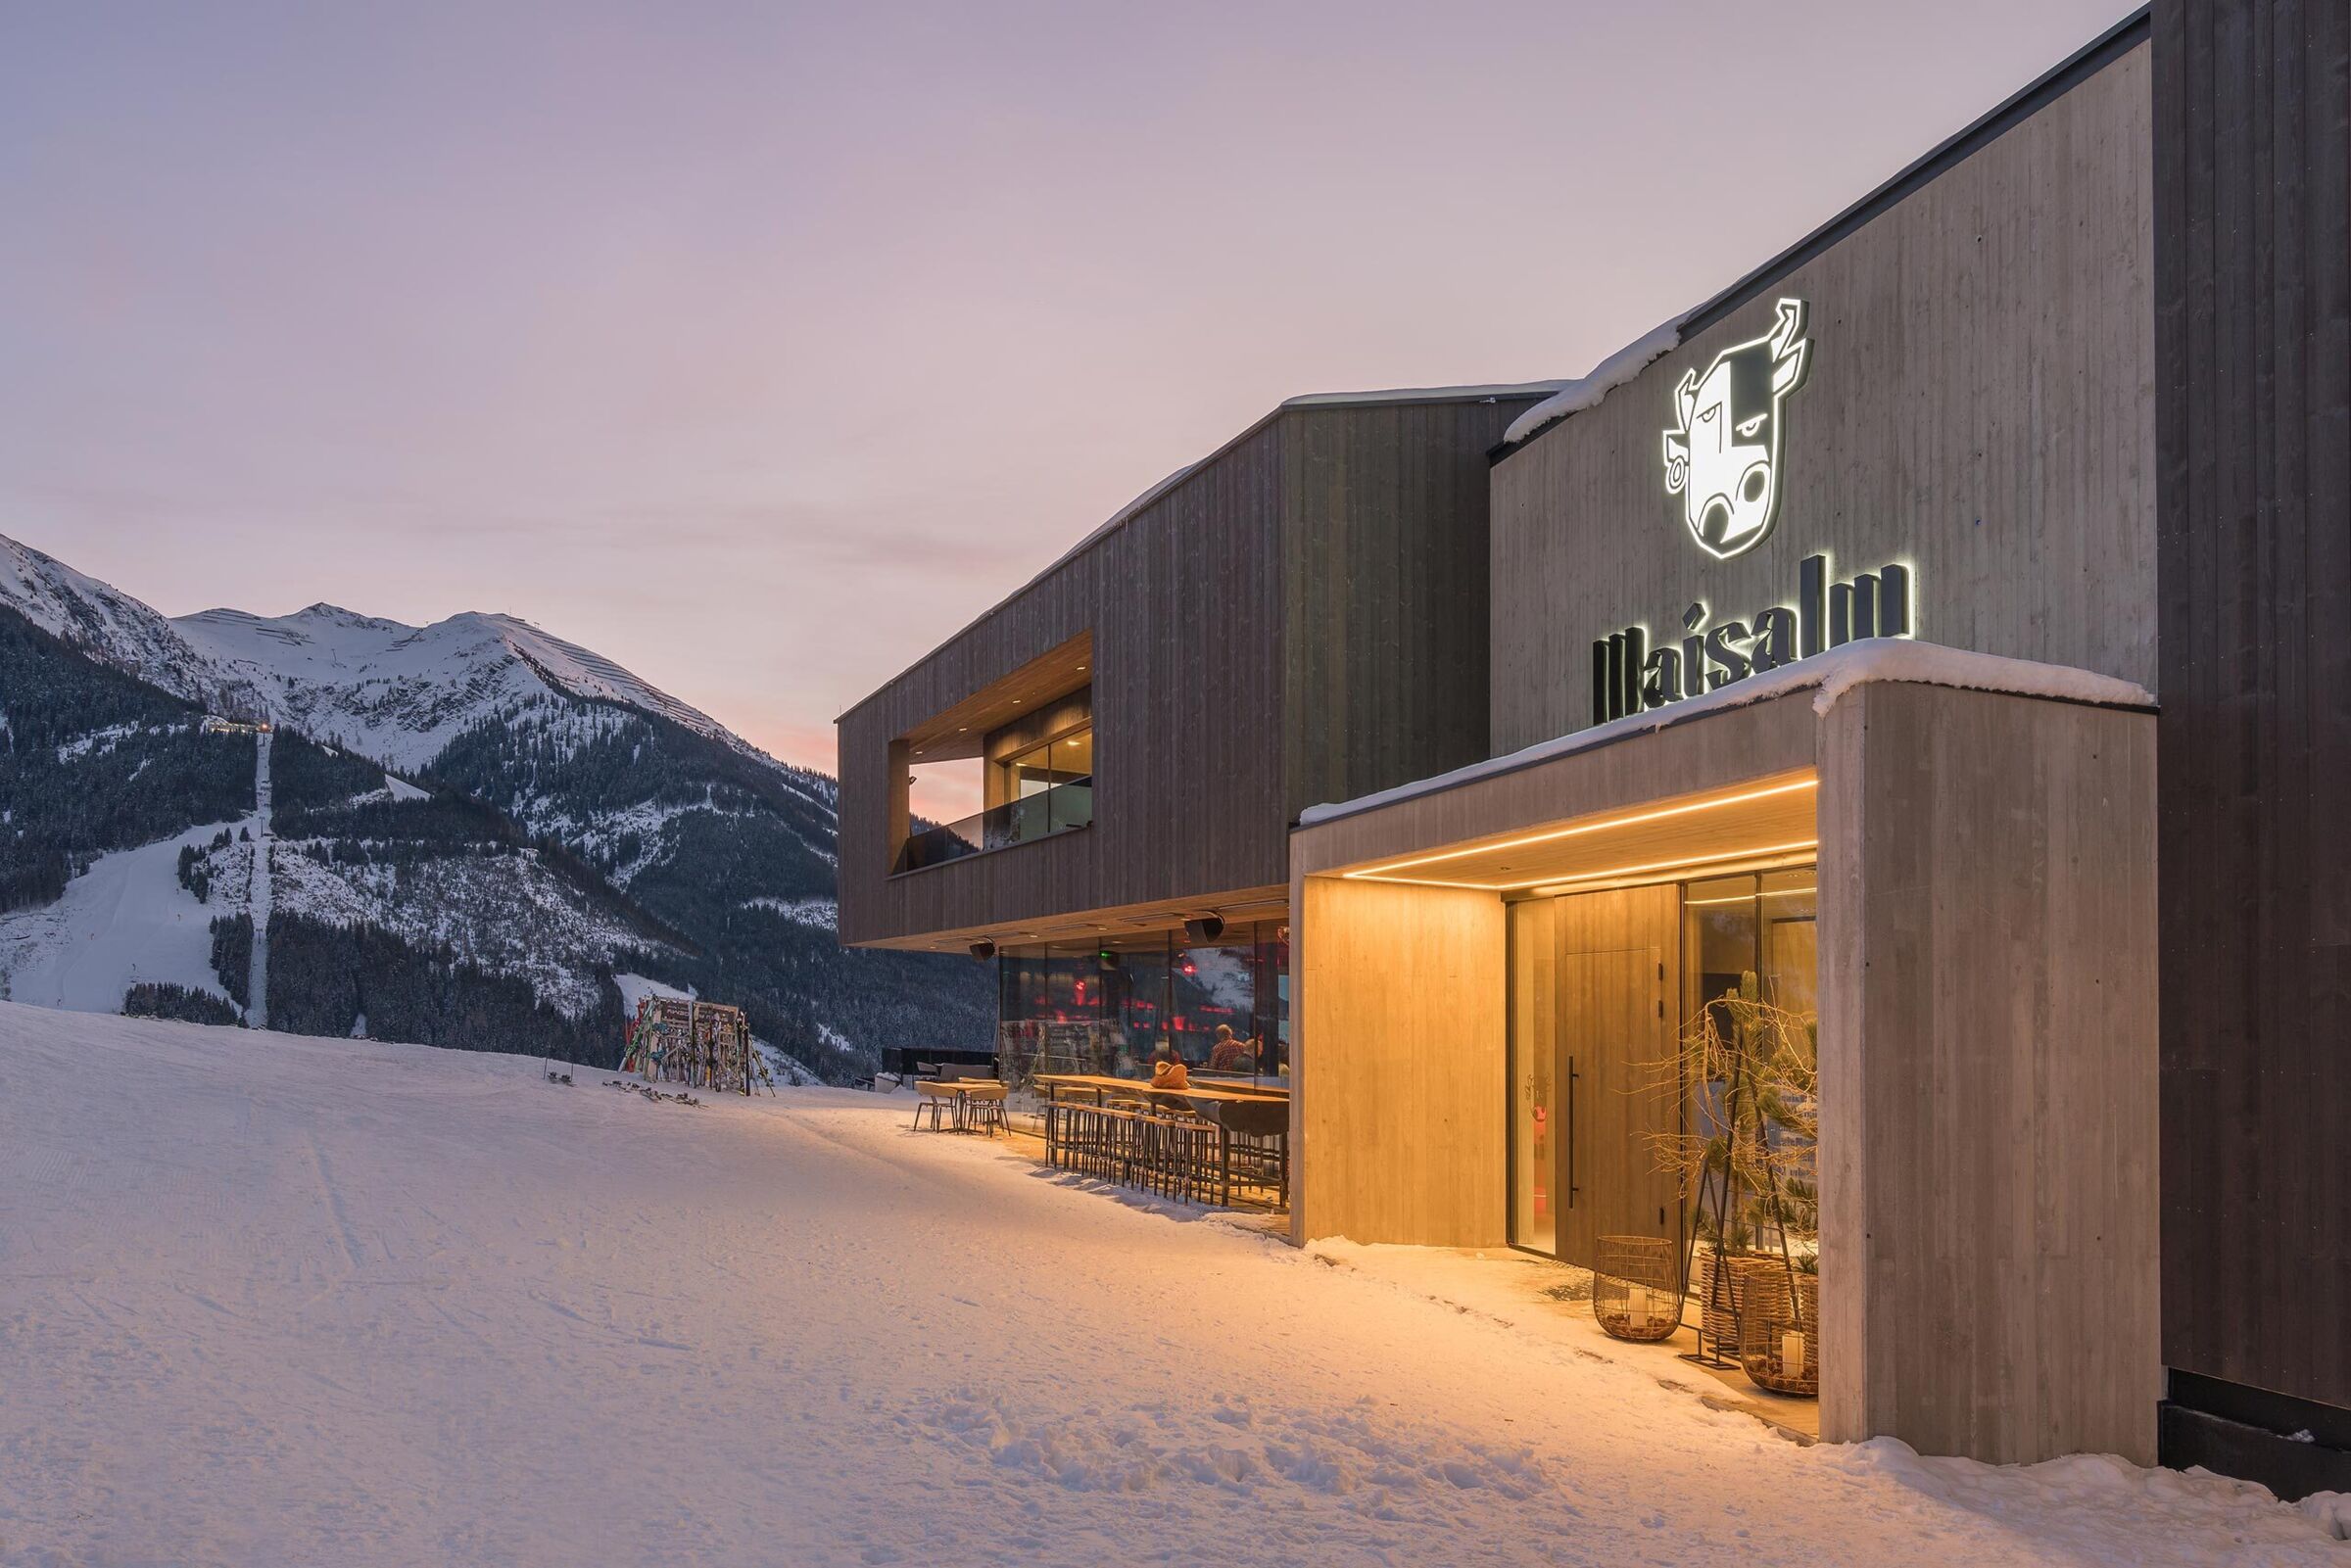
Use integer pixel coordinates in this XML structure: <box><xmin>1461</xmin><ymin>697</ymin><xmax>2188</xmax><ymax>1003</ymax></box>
<box><xmin>1694</xmin><ymin>1249</ymin><xmax>1775</xmax><ymax>1362</ymax></box>
<box><xmin>1592</xmin><ymin>1235</ymin><xmax>1681</xmax><ymax>1342</ymax></box>
<box><xmin>1739</xmin><ymin>1268</ymin><xmax>1819</xmax><ymax>1396</ymax></box>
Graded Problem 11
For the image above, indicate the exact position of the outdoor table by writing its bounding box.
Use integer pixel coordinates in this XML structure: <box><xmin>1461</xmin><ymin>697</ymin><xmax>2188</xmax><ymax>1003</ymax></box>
<box><xmin>1032</xmin><ymin>1073</ymin><xmax>1289</xmax><ymax>1205</ymax></box>
<box><xmin>914</xmin><ymin>1079</ymin><xmax>996</xmax><ymax>1133</ymax></box>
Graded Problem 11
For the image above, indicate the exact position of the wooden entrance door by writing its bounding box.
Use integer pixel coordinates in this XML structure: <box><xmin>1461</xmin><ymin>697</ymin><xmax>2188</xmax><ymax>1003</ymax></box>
<box><xmin>1510</xmin><ymin>886</ymin><xmax>1679</xmax><ymax>1270</ymax></box>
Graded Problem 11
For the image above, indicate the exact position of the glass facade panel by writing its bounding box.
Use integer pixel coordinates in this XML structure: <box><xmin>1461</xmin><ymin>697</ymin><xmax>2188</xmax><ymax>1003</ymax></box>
<box><xmin>1677</xmin><ymin>867</ymin><xmax>1819</xmax><ymax>1269</ymax></box>
<box><xmin>994</xmin><ymin>923</ymin><xmax>1288</xmax><ymax>1089</ymax></box>
<box><xmin>1504</xmin><ymin>868</ymin><xmax>1819</xmax><ymax>1270</ymax></box>
<box><xmin>1509</xmin><ymin>902</ymin><xmax>1556</xmax><ymax>1252</ymax></box>
<box><xmin>895</xmin><ymin>735</ymin><xmax>1094</xmax><ymax>873</ymax></box>
<box><xmin>1758</xmin><ymin>868</ymin><xmax>1818</xmax><ymax>1018</ymax></box>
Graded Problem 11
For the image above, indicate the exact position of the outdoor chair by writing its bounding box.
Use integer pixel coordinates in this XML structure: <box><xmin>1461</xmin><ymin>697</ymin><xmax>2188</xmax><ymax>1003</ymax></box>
<box><xmin>960</xmin><ymin>1081</ymin><xmax>1008</xmax><ymax>1136</ymax></box>
<box><xmin>912</xmin><ymin>1080</ymin><xmax>961</xmax><ymax>1131</ymax></box>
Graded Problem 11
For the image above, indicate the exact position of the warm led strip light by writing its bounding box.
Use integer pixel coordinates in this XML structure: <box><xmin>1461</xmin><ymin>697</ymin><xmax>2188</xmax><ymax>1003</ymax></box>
<box><xmin>1347</xmin><ymin>837</ymin><xmax>1821</xmax><ymax>893</ymax></box>
<box><xmin>1339</xmin><ymin>776</ymin><xmax>1818</xmax><ymax>883</ymax></box>
<box><xmin>1684</xmin><ymin>884</ymin><xmax>1820</xmax><ymax>907</ymax></box>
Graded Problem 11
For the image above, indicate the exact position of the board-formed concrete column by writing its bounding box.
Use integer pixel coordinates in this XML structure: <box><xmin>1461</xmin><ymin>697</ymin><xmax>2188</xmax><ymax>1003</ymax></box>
<box><xmin>1817</xmin><ymin>681</ymin><xmax>2160</xmax><ymax>1463</ymax></box>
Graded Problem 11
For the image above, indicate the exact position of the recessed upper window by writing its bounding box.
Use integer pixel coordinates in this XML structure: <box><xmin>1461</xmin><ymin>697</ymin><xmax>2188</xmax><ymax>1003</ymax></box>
<box><xmin>895</xmin><ymin>687</ymin><xmax>1093</xmax><ymax>874</ymax></box>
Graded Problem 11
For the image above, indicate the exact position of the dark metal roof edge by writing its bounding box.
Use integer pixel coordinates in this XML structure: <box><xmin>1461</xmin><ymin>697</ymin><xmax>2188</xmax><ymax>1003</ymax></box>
<box><xmin>1489</xmin><ymin>5</ymin><xmax>2152</xmax><ymax>468</ymax></box>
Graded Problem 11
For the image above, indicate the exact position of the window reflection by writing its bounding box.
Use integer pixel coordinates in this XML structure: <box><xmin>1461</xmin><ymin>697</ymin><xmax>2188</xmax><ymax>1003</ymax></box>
<box><xmin>1001</xmin><ymin>724</ymin><xmax>1093</xmax><ymax>837</ymax></box>
<box><xmin>993</xmin><ymin>922</ymin><xmax>1290</xmax><ymax>1089</ymax></box>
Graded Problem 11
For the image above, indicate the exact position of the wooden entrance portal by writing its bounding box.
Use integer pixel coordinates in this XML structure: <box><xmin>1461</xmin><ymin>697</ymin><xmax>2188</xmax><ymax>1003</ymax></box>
<box><xmin>1509</xmin><ymin>885</ymin><xmax>1680</xmax><ymax>1271</ymax></box>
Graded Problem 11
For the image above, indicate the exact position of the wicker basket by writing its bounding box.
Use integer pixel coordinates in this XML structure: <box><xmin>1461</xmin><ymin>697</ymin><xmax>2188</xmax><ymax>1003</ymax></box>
<box><xmin>1694</xmin><ymin>1248</ymin><xmax>1774</xmax><ymax>1362</ymax></box>
<box><xmin>1739</xmin><ymin>1268</ymin><xmax>1819</xmax><ymax>1396</ymax></box>
<box><xmin>1593</xmin><ymin>1235</ymin><xmax>1681</xmax><ymax>1342</ymax></box>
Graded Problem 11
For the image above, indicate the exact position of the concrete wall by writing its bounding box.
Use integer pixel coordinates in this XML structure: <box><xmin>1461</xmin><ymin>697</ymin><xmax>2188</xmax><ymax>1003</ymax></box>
<box><xmin>1817</xmin><ymin>681</ymin><xmax>2160</xmax><ymax>1464</ymax></box>
<box><xmin>1489</xmin><ymin>43</ymin><xmax>2156</xmax><ymax>754</ymax></box>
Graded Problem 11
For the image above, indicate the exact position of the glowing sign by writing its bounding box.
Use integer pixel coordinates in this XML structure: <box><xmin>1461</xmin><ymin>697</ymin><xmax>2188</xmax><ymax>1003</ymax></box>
<box><xmin>1591</xmin><ymin>554</ymin><xmax>1914</xmax><ymax>725</ymax></box>
<box><xmin>1662</xmin><ymin>298</ymin><xmax>1811</xmax><ymax>560</ymax></box>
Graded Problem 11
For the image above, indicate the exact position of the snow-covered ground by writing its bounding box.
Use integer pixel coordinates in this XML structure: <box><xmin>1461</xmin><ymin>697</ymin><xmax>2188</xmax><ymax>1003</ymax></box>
<box><xmin>0</xmin><ymin>1004</ymin><xmax>2340</xmax><ymax>1567</ymax></box>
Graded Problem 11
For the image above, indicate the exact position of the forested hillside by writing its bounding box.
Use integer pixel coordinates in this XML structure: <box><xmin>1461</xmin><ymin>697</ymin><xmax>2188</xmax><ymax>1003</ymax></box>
<box><xmin>430</xmin><ymin>698</ymin><xmax>993</xmax><ymax>1077</ymax></box>
<box><xmin>0</xmin><ymin>608</ymin><xmax>253</xmax><ymax>911</ymax></box>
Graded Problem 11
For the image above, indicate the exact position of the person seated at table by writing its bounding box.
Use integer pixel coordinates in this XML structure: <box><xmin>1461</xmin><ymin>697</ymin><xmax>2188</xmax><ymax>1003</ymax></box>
<box><xmin>1149</xmin><ymin>1043</ymin><xmax>1190</xmax><ymax>1091</ymax></box>
<box><xmin>1206</xmin><ymin>1025</ymin><xmax>1251</xmax><ymax>1073</ymax></box>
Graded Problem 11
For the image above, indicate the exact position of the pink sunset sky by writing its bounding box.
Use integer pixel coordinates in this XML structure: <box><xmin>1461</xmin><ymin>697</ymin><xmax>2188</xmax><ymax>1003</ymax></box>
<box><xmin>1</xmin><ymin>0</ymin><xmax>2132</xmax><ymax>814</ymax></box>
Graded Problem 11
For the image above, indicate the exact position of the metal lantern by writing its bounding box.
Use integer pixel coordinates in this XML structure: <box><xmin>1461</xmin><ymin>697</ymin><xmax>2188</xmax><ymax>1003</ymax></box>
<box><xmin>1593</xmin><ymin>1235</ymin><xmax>1682</xmax><ymax>1343</ymax></box>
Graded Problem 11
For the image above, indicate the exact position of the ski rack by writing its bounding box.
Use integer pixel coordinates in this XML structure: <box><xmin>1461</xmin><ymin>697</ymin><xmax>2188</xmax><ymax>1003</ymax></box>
<box><xmin>619</xmin><ymin>996</ymin><xmax>776</xmax><ymax>1096</ymax></box>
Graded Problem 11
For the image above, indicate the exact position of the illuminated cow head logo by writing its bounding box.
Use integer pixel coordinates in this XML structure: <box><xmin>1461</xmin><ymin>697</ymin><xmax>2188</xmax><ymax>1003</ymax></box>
<box><xmin>1662</xmin><ymin>298</ymin><xmax>1811</xmax><ymax>560</ymax></box>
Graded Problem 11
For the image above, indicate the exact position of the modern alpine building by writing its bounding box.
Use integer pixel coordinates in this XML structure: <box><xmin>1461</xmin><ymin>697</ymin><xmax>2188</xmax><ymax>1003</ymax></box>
<box><xmin>839</xmin><ymin>0</ymin><xmax>2351</xmax><ymax>1499</ymax></box>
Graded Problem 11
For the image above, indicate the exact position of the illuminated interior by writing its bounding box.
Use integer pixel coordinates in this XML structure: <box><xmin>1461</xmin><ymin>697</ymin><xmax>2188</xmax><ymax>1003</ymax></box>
<box><xmin>1307</xmin><ymin>772</ymin><xmax>1822</xmax><ymax>1404</ymax></box>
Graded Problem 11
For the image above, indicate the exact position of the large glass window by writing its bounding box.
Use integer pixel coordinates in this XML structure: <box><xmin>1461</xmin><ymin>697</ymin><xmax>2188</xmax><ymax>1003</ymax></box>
<box><xmin>1510</xmin><ymin>901</ymin><xmax>1557</xmax><ymax>1253</ymax></box>
<box><xmin>896</xmin><ymin>718</ymin><xmax>1094</xmax><ymax>874</ymax></box>
<box><xmin>1680</xmin><ymin>869</ymin><xmax>1818</xmax><ymax>1269</ymax></box>
<box><xmin>1002</xmin><ymin>725</ymin><xmax>1093</xmax><ymax>840</ymax></box>
<box><xmin>1758</xmin><ymin>868</ymin><xmax>1818</xmax><ymax>1018</ymax></box>
<box><xmin>995</xmin><ymin>922</ymin><xmax>1288</xmax><ymax>1089</ymax></box>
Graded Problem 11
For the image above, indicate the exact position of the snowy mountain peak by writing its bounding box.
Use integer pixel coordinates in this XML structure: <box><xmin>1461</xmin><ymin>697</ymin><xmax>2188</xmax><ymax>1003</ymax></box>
<box><xmin>0</xmin><ymin>531</ymin><xmax>785</xmax><ymax>777</ymax></box>
<box><xmin>0</xmin><ymin>534</ymin><xmax>201</xmax><ymax>696</ymax></box>
<box><xmin>289</xmin><ymin>602</ymin><xmax>408</xmax><ymax>635</ymax></box>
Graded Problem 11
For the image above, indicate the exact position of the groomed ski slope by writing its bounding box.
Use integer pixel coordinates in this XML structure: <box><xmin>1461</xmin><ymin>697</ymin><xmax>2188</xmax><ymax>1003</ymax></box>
<box><xmin>0</xmin><ymin>1004</ymin><xmax>2342</xmax><ymax>1567</ymax></box>
<box><xmin>0</xmin><ymin>820</ymin><xmax>245</xmax><ymax>1013</ymax></box>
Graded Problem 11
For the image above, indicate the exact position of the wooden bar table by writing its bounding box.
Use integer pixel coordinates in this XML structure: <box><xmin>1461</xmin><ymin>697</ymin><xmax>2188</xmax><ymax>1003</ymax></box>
<box><xmin>1032</xmin><ymin>1073</ymin><xmax>1290</xmax><ymax>1205</ymax></box>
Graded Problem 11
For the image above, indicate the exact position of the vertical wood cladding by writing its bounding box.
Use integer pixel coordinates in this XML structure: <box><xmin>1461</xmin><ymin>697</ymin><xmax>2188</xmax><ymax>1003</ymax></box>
<box><xmin>2154</xmin><ymin>0</ymin><xmax>2351</xmax><ymax>1412</ymax></box>
<box><xmin>1282</xmin><ymin>400</ymin><xmax>1518</xmax><ymax>816</ymax></box>
<box><xmin>838</xmin><ymin>395</ymin><xmax>1533</xmax><ymax>949</ymax></box>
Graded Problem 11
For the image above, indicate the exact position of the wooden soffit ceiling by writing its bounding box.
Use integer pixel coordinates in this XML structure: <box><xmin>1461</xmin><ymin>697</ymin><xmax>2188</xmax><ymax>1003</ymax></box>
<box><xmin>900</xmin><ymin>632</ymin><xmax>1093</xmax><ymax>762</ymax></box>
<box><xmin>1336</xmin><ymin>771</ymin><xmax>1820</xmax><ymax>892</ymax></box>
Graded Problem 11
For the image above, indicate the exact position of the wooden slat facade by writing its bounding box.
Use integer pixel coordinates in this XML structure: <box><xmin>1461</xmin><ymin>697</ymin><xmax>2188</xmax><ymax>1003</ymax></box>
<box><xmin>838</xmin><ymin>393</ymin><xmax>1537</xmax><ymax>951</ymax></box>
<box><xmin>2153</xmin><ymin>0</ymin><xmax>2351</xmax><ymax>1422</ymax></box>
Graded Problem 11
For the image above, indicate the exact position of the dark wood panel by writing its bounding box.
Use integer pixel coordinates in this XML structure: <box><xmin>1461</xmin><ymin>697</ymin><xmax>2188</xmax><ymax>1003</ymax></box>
<box><xmin>1282</xmin><ymin>399</ymin><xmax>1522</xmax><ymax>816</ymax></box>
<box><xmin>2154</xmin><ymin>0</ymin><xmax>2351</xmax><ymax>1414</ymax></box>
<box><xmin>840</xmin><ymin>393</ymin><xmax>1539</xmax><ymax>950</ymax></box>
<box><xmin>836</xmin><ymin>414</ymin><xmax>1284</xmax><ymax>948</ymax></box>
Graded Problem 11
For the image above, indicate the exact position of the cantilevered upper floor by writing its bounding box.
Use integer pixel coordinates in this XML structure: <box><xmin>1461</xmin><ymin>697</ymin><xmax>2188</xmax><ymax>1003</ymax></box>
<box><xmin>836</xmin><ymin>385</ymin><xmax>1551</xmax><ymax>953</ymax></box>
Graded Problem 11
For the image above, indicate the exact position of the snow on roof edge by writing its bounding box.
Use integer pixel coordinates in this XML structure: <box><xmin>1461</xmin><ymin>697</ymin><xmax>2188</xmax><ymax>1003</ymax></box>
<box><xmin>1498</xmin><ymin>319</ymin><xmax>1685</xmax><ymax>448</ymax></box>
<box><xmin>1280</xmin><ymin>381</ymin><xmax>1572</xmax><ymax>409</ymax></box>
<box><xmin>1297</xmin><ymin>641</ymin><xmax>2155</xmax><ymax>829</ymax></box>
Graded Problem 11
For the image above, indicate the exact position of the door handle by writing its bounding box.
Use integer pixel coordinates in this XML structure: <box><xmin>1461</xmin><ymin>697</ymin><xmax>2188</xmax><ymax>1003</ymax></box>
<box><xmin>1565</xmin><ymin>1053</ymin><xmax>1581</xmax><ymax>1206</ymax></box>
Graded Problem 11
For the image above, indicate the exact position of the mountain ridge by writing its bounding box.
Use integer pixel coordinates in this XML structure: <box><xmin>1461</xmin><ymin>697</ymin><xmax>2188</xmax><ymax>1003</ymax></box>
<box><xmin>0</xmin><ymin>531</ymin><xmax>989</xmax><ymax>1077</ymax></box>
<box><xmin>2</xmin><ymin>532</ymin><xmax>805</xmax><ymax>778</ymax></box>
